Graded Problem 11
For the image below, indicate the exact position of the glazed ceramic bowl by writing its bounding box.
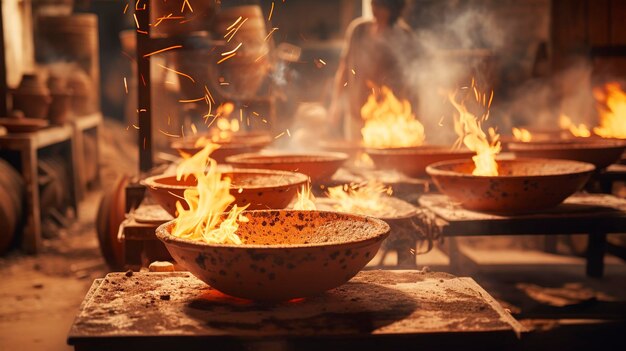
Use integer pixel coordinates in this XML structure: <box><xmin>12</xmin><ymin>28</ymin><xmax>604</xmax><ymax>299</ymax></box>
<box><xmin>426</xmin><ymin>158</ymin><xmax>595</xmax><ymax>214</ymax></box>
<box><xmin>366</xmin><ymin>146</ymin><xmax>475</xmax><ymax>178</ymax></box>
<box><xmin>156</xmin><ymin>210</ymin><xmax>390</xmax><ymax>301</ymax></box>
<box><xmin>225</xmin><ymin>151</ymin><xmax>349</xmax><ymax>183</ymax></box>
<box><xmin>171</xmin><ymin>133</ymin><xmax>272</xmax><ymax>163</ymax></box>
<box><xmin>142</xmin><ymin>169</ymin><xmax>309</xmax><ymax>216</ymax></box>
<box><xmin>508</xmin><ymin>139</ymin><xmax>626</xmax><ymax>169</ymax></box>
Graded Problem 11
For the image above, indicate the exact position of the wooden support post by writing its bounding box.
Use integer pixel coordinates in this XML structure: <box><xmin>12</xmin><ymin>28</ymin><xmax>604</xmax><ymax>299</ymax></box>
<box><xmin>136</xmin><ymin>1</ymin><xmax>153</xmax><ymax>173</ymax></box>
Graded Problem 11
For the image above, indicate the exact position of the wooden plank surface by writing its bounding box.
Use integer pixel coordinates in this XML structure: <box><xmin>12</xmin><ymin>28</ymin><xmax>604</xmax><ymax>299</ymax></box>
<box><xmin>418</xmin><ymin>193</ymin><xmax>626</xmax><ymax>236</ymax></box>
<box><xmin>67</xmin><ymin>271</ymin><xmax>523</xmax><ymax>350</ymax></box>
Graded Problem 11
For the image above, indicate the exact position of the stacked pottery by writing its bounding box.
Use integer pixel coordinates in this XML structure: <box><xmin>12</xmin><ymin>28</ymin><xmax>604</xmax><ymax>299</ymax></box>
<box><xmin>12</xmin><ymin>74</ymin><xmax>52</xmax><ymax>119</ymax></box>
<box><xmin>67</xmin><ymin>69</ymin><xmax>93</xmax><ymax>115</ymax></box>
<box><xmin>47</xmin><ymin>75</ymin><xmax>72</xmax><ymax>124</ymax></box>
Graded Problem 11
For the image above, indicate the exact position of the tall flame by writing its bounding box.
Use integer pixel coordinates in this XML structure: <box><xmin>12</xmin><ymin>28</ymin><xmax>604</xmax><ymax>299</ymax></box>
<box><xmin>593</xmin><ymin>82</ymin><xmax>626</xmax><ymax>139</ymax></box>
<box><xmin>293</xmin><ymin>185</ymin><xmax>316</xmax><ymax>210</ymax></box>
<box><xmin>559</xmin><ymin>114</ymin><xmax>591</xmax><ymax>138</ymax></box>
<box><xmin>172</xmin><ymin>143</ymin><xmax>248</xmax><ymax>244</ymax></box>
<box><xmin>450</xmin><ymin>87</ymin><xmax>501</xmax><ymax>176</ymax></box>
<box><xmin>326</xmin><ymin>181</ymin><xmax>392</xmax><ymax>215</ymax></box>
<box><xmin>360</xmin><ymin>86</ymin><xmax>425</xmax><ymax>148</ymax></box>
<box><xmin>512</xmin><ymin>127</ymin><xmax>532</xmax><ymax>142</ymax></box>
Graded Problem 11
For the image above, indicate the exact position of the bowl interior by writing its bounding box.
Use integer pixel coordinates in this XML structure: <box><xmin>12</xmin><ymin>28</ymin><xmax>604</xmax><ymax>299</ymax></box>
<box><xmin>429</xmin><ymin>158</ymin><xmax>595</xmax><ymax>177</ymax></box>
<box><xmin>228</xmin><ymin>152</ymin><xmax>348</xmax><ymax>164</ymax></box>
<box><xmin>147</xmin><ymin>169</ymin><xmax>308</xmax><ymax>189</ymax></box>
<box><xmin>160</xmin><ymin>210</ymin><xmax>389</xmax><ymax>247</ymax></box>
<box><xmin>367</xmin><ymin>145</ymin><xmax>472</xmax><ymax>155</ymax></box>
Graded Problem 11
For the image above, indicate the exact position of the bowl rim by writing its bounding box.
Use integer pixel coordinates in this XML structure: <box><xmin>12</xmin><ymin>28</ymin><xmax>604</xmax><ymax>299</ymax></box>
<box><xmin>225</xmin><ymin>151</ymin><xmax>350</xmax><ymax>164</ymax></box>
<box><xmin>508</xmin><ymin>139</ymin><xmax>626</xmax><ymax>151</ymax></box>
<box><xmin>365</xmin><ymin>145</ymin><xmax>474</xmax><ymax>155</ymax></box>
<box><xmin>156</xmin><ymin>209</ymin><xmax>390</xmax><ymax>250</ymax></box>
<box><xmin>426</xmin><ymin>157</ymin><xmax>596</xmax><ymax>179</ymax></box>
<box><xmin>141</xmin><ymin>168</ymin><xmax>310</xmax><ymax>191</ymax></box>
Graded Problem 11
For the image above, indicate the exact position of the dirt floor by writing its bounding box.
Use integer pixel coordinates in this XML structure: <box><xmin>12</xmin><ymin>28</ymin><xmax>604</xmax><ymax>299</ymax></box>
<box><xmin>0</xmin><ymin>188</ymin><xmax>625</xmax><ymax>350</ymax></box>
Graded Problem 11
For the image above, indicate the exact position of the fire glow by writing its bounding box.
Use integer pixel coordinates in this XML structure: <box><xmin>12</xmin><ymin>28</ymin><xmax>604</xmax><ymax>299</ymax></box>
<box><xmin>593</xmin><ymin>82</ymin><xmax>626</xmax><ymax>139</ymax></box>
<box><xmin>293</xmin><ymin>185</ymin><xmax>316</xmax><ymax>210</ymax></box>
<box><xmin>450</xmin><ymin>85</ymin><xmax>501</xmax><ymax>176</ymax></box>
<box><xmin>559</xmin><ymin>114</ymin><xmax>591</xmax><ymax>138</ymax></box>
<box><xmin>171</xmin><ymin>143</ymin><xmax>249</xmax><ymax>244</ymax></box>
<box><xmin>512</xmin><ymin>127</ymin><xmax>532</xmax><ymax>142</ymax></box>
<box><xmin>360</xmin><ymin>86</ymin><xmax>425</xmax><ymax>148</ymax></box>
<box><xmin>326</xmin><ymin>181</ymin><xmax>392</xmax><ymax>216</ymax></box>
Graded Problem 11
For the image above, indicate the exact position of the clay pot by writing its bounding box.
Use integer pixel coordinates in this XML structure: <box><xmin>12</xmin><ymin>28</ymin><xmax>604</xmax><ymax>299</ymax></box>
<box><xmin>508</xmin><ymin>139</ymin><xmax>626</xmax><ymax>169</ymax></box>
<box><xmin>211</xmin><ymin>5</ymin><xmax>270</xmax><ymax>99</ymax></box>
<box><xmin>318</xmin><ymin>140</ymin><xmax>364</xmax><ymax>160</ymax></box>
<box><xmin>0</xmin><ymin>160</ymin><xmax>24</xmax><ymax>254</ymax></box>
<box><xmin>47</xmin><ymin>76</ymin><xmax>72</xmax><ymax>124</ymax></box>
<box><xmin>142</xmin><ymin>168</ymin><xmax>309</xmax><ymax>216</ymax></box>
<box><xmin>426</xmin><ymin>158</ymin><xmax>595</xmax><ymax>214</ymax></box>
<box><xmin>156</xmin><ymin>210</ymin><xmax>390</xmax><ymax>301</ymax></box>
<box><xmin>12</xmin><ymin>74</ymin><xmax>52</xmax><ymax>119</ymax></box>
<box><xmin>0</xmin><ymin>118</ymin><xmax>49</xmax><ymax>133</ymax></box>
<box><xmin>150</xmin><ymin>0</ymin><xmax>216</xmax><ymax>38</ymax></box>
<box><xmin>367</xmin><ymin>146</ymin><xmax>475</xmax><ymax>178</ymax></box>
<box><xmin>170</xmin><ymin>132</ymin><xmax>272</xmax><ymax>163</ymax></box>
<box><xmin>226</xmin><ymin>152</ymin><xmax>349</xmax><ymax>184</ymax></box>
<box><xmin>67</xmin><ymin>70</ymin><xmax>93</xmax><ymax>116</ymax></box>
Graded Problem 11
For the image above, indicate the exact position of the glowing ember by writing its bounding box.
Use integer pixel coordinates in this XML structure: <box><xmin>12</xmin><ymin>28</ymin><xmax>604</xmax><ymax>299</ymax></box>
<box><xmin>512</xmin><ymin>127</ymin><xmax>532</xmax><ymax>142</ymax></box>
<box><xmin>593</xmin><ymin>82</ymin><xmax>626</xmax><ymax>139</ymax></box>
<box><xmin>172</xmin><ymin>143</ymin><xmax>249</xmax><ymax>244</ymax></box>
<box><xmin>450</xmin><ymin>86</ymin><xmax>501</xmax><ymax>176</ymax></box>
<box><xmin>360</xmin><ymin>86</ymin><xmax>425</xmax><ymax>148</ymax></box>
<box><xmin>559</xmin><ymin>114</ymin><xmax>591</xmax><ymax>138</ymax></box>
<box><xmin>326</xmin><ymin>181</ymin><xmax>392</xmax><ymax>216</ymax></box>
<box><xmin>293</xmin><ymin>185</ymin><xmax>316</xmax><ymax>210</ymax></box>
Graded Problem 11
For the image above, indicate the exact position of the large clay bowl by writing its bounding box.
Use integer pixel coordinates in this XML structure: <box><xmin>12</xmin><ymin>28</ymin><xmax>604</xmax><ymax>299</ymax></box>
<box><xmin>142</xmin><ymin>169</ymin><xmax>309</xmax><ymax>216</ymax></box>
<box><xmin>318</xmin><ymin>140</ymin><xmax>364</xmax><ymax>160</ymax></box>
<box><xmin>171</xmin><ymin>133</ymin><xmax>272</xmax><ymax>163</ymax></box>
<box><xmin>156</xmin><ymin>210</ymin><xmax>390</xmax><ymax>301</ymax></box>
<box><xmin>508</xmin><ymin>139</ymin><xmax>626</xmax><ymax>169</ymax></box>
<box><xmin>426</xmin><ymin>158</ymin><xmax>595</xmax><ymax>214</ymax></box>
<box><xmin>366</xmin><ymin>146</ymin><xmax>475</xmax><ymax>178</ymax></box>
<box><xmin>225</xmin><ymin>152</ymin><xmax>349</xmax><ymax>183</ymax></box>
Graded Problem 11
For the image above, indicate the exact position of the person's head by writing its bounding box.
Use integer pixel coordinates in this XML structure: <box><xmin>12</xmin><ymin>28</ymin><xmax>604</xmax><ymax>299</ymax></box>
<box><xmin>371</xmin><ymin>0</ymin><xmax>406</xmax><ymax>26</ymax></box>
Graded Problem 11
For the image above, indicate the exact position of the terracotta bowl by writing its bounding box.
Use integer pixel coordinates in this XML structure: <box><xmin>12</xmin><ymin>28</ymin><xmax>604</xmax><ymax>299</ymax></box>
<box><xmin>366</xmin><ymin>146</ymin><xmax>475</xmax><ymax>178</ymax></box>
<box><xmin>225</xmin><ymin>152</ymin><xmax>349</xmax><ymax>183</ymax></box>
<box><xmin>171</xmin><ymin>133</ymin><xmax>272</xmax><ymax>163</ymax></box>
<box><xmin>508</xmin><ymin>139</ymin><xmax>626</xmax><ymax>169</ymax></box>
<box><xmin>156</xmin><ymin>210</ymin><xmax>390</xmax><ymax>301</ymax></box>
<box><xmin>426</xmin><ymin>158</ymin><xmax>595</xmax><ymax>214</ymax></box>
<box><xmin>318</xmin><ymin>140</ymin><xmax>364</xmax><ymax>160</ymax></box>
<box><xmin>142</xmin><ymin>169</ymin><xmax>309</xmax><ymax>216</ymax></box>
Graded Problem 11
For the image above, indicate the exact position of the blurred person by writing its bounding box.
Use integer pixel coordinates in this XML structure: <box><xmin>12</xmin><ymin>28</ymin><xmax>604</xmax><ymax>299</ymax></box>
<box><xmin>329</xmin><ymin>0</ymin><xmax>414</xmax><ymax>140</ymax></box>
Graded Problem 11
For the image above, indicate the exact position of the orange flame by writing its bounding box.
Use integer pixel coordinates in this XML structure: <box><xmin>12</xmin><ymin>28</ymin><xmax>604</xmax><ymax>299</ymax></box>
<box><xmin>450</xmin><ymin>87</ymin><xmax>501</xmax><ymax>176</ymax></box>
<box><xmin>559</xmin><ymin>114</ymin><xmax>591</xmax><ymax>138</ymax></box>
<box><xmin>593</xmin><ymin>82</ymin><xmax>626</xmax><ymax>139</ymax></box>
<box><xmin>326</xmin><ymin>181</ymin><xmax>392</xmax><ymax>215</ymax></box>
<box><xmin>360</xmin><ymin>86</ymin><xmax>425</xmax><ymax>148</ymax></box>
<box><xmin>293</xmin><ymin>185</ymin><xmax>316</xmax><ymax>210</ymax></box>
<box><xmin>172</xmin><ymin>143</ymin><xmax>249</xmax><ymax>244</ymax></box>
<box><xmin>512</xmin><ymin>127</ymin><xmax>532</xmax><ymax>142</ymax></box>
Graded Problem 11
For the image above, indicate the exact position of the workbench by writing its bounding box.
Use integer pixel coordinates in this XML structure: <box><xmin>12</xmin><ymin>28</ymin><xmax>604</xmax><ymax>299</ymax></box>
<box><xmin>67</xmin><ymin>270</ymin><xmax>524</xmax><ymax>351</ymax></box>
<box><xmin>415</xmin><ymin>193</ymin><xmax>626</xmax><ymax>278</ymax></box>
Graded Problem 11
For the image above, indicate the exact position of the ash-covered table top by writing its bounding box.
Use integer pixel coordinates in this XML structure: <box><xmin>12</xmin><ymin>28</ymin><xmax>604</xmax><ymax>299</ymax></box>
<box><xmin>68</xmin><ymin>270</ymin><xmax>522</xmax><ymax>350</ymax></box>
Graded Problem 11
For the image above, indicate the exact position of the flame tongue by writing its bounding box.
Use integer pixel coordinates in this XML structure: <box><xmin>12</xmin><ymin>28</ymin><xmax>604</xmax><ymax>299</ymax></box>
<box><xmin>361</xmin><ymin>86</ymin><xmax>425</xmax><ymax>148</ymax></box>
<box><xmin>559</xmin><ymin>114</ymin><xmax>591</xmax><ymax>138</ymax></box>
<box><xmin>293</xmin><ymin>185</ymin><xmax>316</xmax><ymax>210</ymax></box>
<box><xmin>450</xmin><ymin>88</ymin><xmax>501</xmax><ymax>176</ymax></box>
<box><xmin>593</xmin><ymin>83</ymin><xmax>626</xmax><ymax>139</ymax></box>
<box><xmin>326</xmin><ymin>181</ymin><xmax>392</xmax><ymax>215</ymax></box>
<box><xmin>172</xmin><ymin>143</ymin><xmax>248</xmax><ymax>244</ymax></box>
<box><xmin>512</xmin><ymin>127</ymin><xmax>532</xmax><ymax>142</ymax></box>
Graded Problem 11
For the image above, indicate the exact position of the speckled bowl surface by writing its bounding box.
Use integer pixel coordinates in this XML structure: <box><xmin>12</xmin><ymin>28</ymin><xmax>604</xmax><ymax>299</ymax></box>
<box><xmin>366</xmin><ymin>145</ymin><xmax>474</xmax><ymax>178</ymax></box>
<box><xmin>426</xmin><ymin>158</ymin><xmax>595</xmax><ymax>214</ymax></box>
<box><xmin>225</xmin><ymin>152</ymin><xmax>348</xmax><ymax>183</ymax></box>
<box><xmin>509</xmin><ymin>139</ymin><xmax>626</xmax><ymax>169</ymax></box>
<box><xmin>142</xmin><ymin>169</ymin><xmax>309</xmax><ymax>216</ymax></box>
<box><xmin>156</xmin><ymin>210</ymin><xmax>390</xmax><ymax>301</ymax></box>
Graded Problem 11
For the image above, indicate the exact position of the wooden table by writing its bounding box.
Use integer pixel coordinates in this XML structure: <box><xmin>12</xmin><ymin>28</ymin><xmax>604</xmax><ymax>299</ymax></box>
<box><xmin>0</xmin><ymin>125</ymin><xmax>79</xmax><ymax>252</ymax></box>
<box><xmin>67</xmin><ymin>270</ymin><xmax>524</xmax><ymax>351</ymax></box>
<box><xmin>416</xmin><ymin>193</ymin><xmax>626</xmax><ymax>278</ymax></box>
